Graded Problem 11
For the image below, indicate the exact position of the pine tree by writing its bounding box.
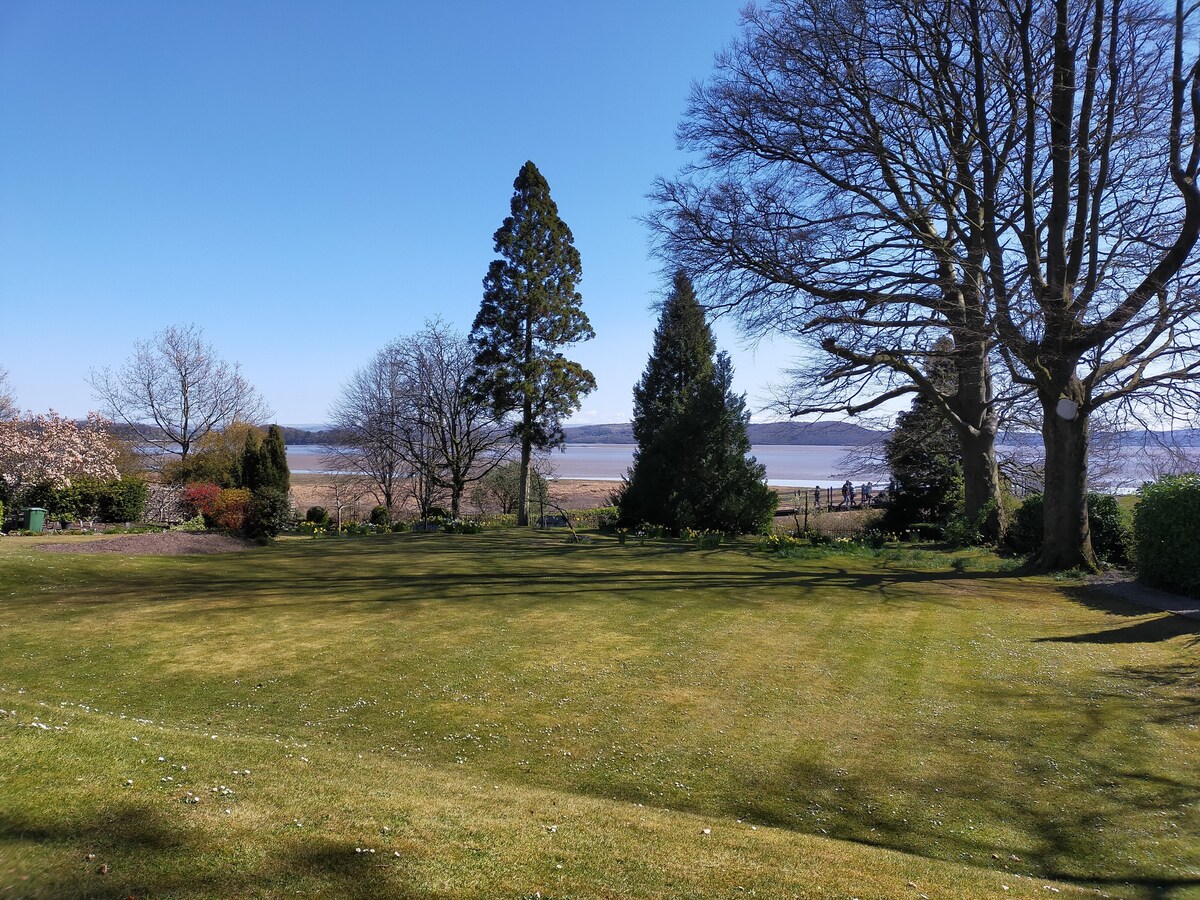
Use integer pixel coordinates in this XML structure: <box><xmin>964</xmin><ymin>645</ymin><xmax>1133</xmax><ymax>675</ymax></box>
<box><xmin>618</xmin><ymin>275</ymin><xmax>777</xmax><ymax>534</ymax></box>
<box><xmin>881</xmin><ymin>342</ymin><xmax>962</xmax><ymax>531</ymax></box>
<box><xmin>470</xmin><ymin>161</ymin><xmax>595</xmax><ymax>526</ymax></box>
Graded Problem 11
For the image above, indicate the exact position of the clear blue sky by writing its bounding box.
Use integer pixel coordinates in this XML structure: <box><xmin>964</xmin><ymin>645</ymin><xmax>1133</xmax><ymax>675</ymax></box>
<box><xmin>0</xmin><ymin>0</ymin><xmax>799</xmax><ymax>427</ymax></box>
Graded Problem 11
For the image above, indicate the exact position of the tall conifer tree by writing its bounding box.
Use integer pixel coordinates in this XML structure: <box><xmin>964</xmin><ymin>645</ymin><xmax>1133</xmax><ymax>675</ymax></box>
<box><xmin>470</xmin><ymin>161</ymin><xmax>595</xmax><ymax>526</ymax></box>
<box><xmin>631</xmin><ymin>271</ymin><xmax>715</xmax><ymax>446</ymax></box>
<box><xmin>261</xmin><ymin>425</ymin><xmax>290</xmax><ymax>492</ymax></box>
<box><xmin>618</xmin><ymin>273</ymin><xmax>776</xmax><ymax>533</ymax></box>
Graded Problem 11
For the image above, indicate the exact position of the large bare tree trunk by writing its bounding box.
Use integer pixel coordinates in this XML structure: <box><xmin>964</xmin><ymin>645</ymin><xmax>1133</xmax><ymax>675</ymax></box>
<box><xmin>953</xmin><ymin>333</ymin><xmax>1005</xmax><ymax>538</ymax></box>
<box><xmin>959</xmin><ymin>427</ymin><xmax>1004</xmax><ymax>538</ymax></box>
<box><xmin>1038</xmin><ymin>386</ymin><xmax>1098</xmax><ymax>571</ymax></box>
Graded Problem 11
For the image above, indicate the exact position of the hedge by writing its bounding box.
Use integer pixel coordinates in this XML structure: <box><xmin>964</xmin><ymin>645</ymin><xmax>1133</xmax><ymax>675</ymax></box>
<box><xmin>1134</xmin><ymin>474</ymin><xmax>1200</xmax><ymax>598</ymax></box>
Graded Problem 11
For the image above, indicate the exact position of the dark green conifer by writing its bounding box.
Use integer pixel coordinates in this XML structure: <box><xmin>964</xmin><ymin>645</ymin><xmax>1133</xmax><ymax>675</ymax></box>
<box><xmin>618</xmin><ymin>274</ymin><xmax>776</xmax><ymax>534</ymax></box>
<box><xmin>260</xmin><ymin>425</ymin><xmax>290</xmax><ymax>492</ymax></box>
<box><xmin>881</xmin><ymin>341</ymin><xmax>961</xmax><ymax>531</ymax></box>
<box><xmin>631</xmin><ymin>270</ymin><xmax>715</xmax><ymax>446</ymax></box>
<box><xmin>470</xmin><ymin>161</ymin><xmax>595</xmax><ymax>526</ymax></box>
<box><xmin>240</xmin><ymin>431</ymin><xmax>263</xmax><ymax>491</ymax></box>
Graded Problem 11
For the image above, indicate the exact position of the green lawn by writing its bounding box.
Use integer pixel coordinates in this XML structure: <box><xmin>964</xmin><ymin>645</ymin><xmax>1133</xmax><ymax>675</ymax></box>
<box><xmin>1</xmin><ymin>530</ymin><xmax>1196</xmax><ymax>898</ymax></box>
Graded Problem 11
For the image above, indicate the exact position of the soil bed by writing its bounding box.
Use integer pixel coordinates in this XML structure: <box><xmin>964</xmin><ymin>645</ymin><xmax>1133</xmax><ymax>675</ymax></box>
<box><xmin>36</xmin><ymin>532</ymin><xmax>252</xmax><ymax>555</ymax></box>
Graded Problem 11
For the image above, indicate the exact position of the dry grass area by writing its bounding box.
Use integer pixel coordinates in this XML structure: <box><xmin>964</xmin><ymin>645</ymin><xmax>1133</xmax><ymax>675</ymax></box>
<box><xmin>288</xmin><ymin>473</ymin><xmax>620</xmax><ymax>520</ymax></box>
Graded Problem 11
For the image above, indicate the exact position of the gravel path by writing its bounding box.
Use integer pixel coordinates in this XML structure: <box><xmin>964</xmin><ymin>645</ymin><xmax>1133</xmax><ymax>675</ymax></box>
<box><xmin>36</xmin><ymin>532</ymin><xmax>254</xmax><ymax>555</ymax></box>
<box><xmin>1087</xmin><ymin>572</ymin><xmax>1200</xmax><ymax>621</ymax></box>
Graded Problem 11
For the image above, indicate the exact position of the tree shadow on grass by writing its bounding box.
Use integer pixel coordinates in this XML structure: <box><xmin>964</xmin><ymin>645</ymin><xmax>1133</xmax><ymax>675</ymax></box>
<box><xmin>42</xmin><ymin>567</ymin><xmax>1015</xmax><ymax>618</ymax></box>
<box><xmin>726</xmin><ymin>725</ymin><xmax>1200</xmax><ymax>899</ymax></box>
<box><xmin>1042</xmin><ymin>585</ymin><xmax>1200</xmax><ymax>646</ymax></box>
<box><xmin>0</xmin><ymin>805</ymin><xmax>446</xmax><ymax>899</ymax></box>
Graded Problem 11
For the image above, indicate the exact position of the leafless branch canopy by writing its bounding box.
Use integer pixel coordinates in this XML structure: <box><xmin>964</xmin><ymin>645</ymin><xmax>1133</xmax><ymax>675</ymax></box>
<box><xmin>328</xmin><ymin>320</ymin><xmax>514</xmax><ymax>516</ymax></box>
<box><xmin>88</xmin><ymin>324</ymin><xmax>269</xmax><ymax>461</ymax></box>
<box><xmin>0</xmin><ymin>366</ymin><xmax>16</xmax><ymax>420</ymax></box>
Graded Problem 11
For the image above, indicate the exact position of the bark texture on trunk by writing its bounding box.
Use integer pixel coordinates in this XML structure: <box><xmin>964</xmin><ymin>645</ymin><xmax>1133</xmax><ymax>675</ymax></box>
<box><xmin>952</xmin><ymin>332</ymin><xmax>1005</xmax><ymax>539</ymax></box>
<box><xmin>1038</xmin><ymin>396</ymin><xmax>1098</xmax><ymax>571</ymax></box>
<box><xmin>516</xmin><ymin>434</ymin><xmax>532</xmax><ymax>527</ymax></box>
<box><xmin>959</xmin><ymin>427</ymin><xmax>1005</xmax><ymax>539</ymax></box>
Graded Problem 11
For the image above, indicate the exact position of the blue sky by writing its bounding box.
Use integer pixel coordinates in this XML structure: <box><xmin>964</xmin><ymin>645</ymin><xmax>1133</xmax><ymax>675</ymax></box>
<box><xmin>0</xmin><ymin>0</ymin><xmax>799</xmax><ymax>426</ymax></box>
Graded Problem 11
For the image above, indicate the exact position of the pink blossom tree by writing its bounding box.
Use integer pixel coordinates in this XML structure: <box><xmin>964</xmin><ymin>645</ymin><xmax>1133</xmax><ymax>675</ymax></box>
<box><xmin>0</xmin><ymin>412</ymin><xmax>120</xmax><ymax>505</ymax></box>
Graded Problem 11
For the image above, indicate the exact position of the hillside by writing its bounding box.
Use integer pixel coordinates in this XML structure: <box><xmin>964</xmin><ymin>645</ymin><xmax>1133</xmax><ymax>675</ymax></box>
<box><xmin>562</xmin><ymin>420</ymin><xmax>885</xmax><ymax>446</ymax></box>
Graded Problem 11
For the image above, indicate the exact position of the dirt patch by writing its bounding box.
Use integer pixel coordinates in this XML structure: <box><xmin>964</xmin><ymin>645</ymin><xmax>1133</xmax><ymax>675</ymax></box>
<box><xmin>36</xmin><ymin>532</ymin><xmax>254</xmax><ymax>556</ymax></box>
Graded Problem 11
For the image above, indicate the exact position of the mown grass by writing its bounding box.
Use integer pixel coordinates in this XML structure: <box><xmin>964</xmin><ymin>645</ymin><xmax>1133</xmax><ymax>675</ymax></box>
<box><xmin>0</xmin><ymin>529</ymin><xmax>1196</xmax><ymax>898</ymax></box>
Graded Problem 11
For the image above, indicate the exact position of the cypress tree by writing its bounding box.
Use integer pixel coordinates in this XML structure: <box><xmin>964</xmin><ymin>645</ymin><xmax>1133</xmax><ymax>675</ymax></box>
<box><xmin>470</xmin><ymin>161</ymin><xmax>596</xmax><ymax>526</ymax></box>
<box><xmin>618</xmin><ymin>274</ymin><xmax>777</xmax><ymax>534</ymax></box>
<box><xmin>240</xmin><ymin>431</ymin><xmax>263</xmax><ymax>491</ymax></box>
<box><xmin>260</xmin><ymin>425</ymin><xmax>290</xmax><ymax>492</ymax></box>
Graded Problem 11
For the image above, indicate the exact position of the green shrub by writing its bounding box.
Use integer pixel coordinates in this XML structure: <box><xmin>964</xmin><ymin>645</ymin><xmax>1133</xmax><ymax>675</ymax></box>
<box><xmin>98</xmin><ymin>478</ymin><xmax>148</xmax><ymax>523</ymax></box>
<box><xmin>1005</xmin><ymin>494</ymin><xmax>1044</xmax><ymax>555</ymax></box>
<box><xmin>390</xmin><ymin>521</ymin><xmax>409</xmax><ymax>533</ymax></box>
<box><xmin>1135</xmin><ymin>474</ymin><xmax>1200</xmax><ymax>598</ymax></box>
<box><xmin>1086</xmin><ymin>493</ymin><xmax>1132</xmax><ymax>566</ymax></box>
<box><xmin>369</xmin><ymin>505</ymin><xmax>390</xmax><ymax>526</ymax></box>
<box><xmin>305</xmin><ymin>506</ymin><xmax>331</xmax><ymax>526</ymax></box>
<box><xmin>171</xmin><ymin>515</ymin><xmax>207</xmax><ymax>533</ymax></box>
<box><xmin>244</xmin><ymin>488</ymin><xmax>293</xmax><ymax>541</ymax></box>
<box><xmin>1006</xmin><ymin>492</ymin><xmax>1133</xmax><ymax>565</ymax></box>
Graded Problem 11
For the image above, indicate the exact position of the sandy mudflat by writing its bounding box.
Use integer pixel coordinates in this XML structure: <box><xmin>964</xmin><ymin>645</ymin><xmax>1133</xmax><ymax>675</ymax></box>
<box><xmin>287</xmin><ymin>474</ymin><xmax>621</xmax><ymax>519</ymax></box>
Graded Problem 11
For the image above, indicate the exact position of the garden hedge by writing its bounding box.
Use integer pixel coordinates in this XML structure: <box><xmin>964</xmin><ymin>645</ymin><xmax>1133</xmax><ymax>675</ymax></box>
<box><xmin>1134</xmin><ymin>474</ymin><xmax>1200</xmax><ymax>598</ymax></box>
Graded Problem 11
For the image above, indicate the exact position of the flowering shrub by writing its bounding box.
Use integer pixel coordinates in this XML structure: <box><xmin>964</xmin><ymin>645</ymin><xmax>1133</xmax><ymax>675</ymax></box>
<box><xmin>683</xmin><ymin>527</ymin><xmax>724</xmax><ymax>549</ymax></box>
<box><xmin>342</xmin><ymin>522</ymin><xmax>388</xmax><ymax>536</ymax></box>
<box><xmin>0</xmin><ymin>411</ymin><xmax>119</xmax><ymax>502</ymax></box>
<box><xmin>442</xmin><ymin>518</ymin><xmax>484</xmax><ymax>534</ymax></box>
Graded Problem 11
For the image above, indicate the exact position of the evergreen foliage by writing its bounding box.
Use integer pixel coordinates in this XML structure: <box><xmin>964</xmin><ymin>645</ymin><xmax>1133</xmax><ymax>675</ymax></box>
<box><xmin>240</xmin><ymin>431</ymin><xmax>263</xmax><ymax>491</ymax></box>
<box><xmin>470</xmin><ymin>161</ymin><xmax>595</xmax><ymax>525</ymax></box>
<box><xmin>244</xmin><ymin>487</ymin><xmax>293</xmax><ymax>541</ymax></box>
<box><xmin>241</xmin><ymin>425</ymin><xmax>290</xmax><ymax>493</ymax></box>
<box><xmin>261</xmin><ymin>425</ymin><xmax>290</xmax><ymax>492</ymax></box>
<box><xmin>631</xmin><ymin>270</ymin><xmax>716</xmax><ymax>445</ymax></box>
<box><xmin>1007</xmin><ymin>492</ymin><xmax>1133</xmax><ymax>567</ymax></box>
<box><xmin>881</xmin><ymin>343</ymin><xmax>962</xmax><ymax>532</ymax></box>
<box><xmin>1135</xmin><ymin>474</ymin><xmax>1200</xmax><ymax>596</ymax></box>
<box><xmin>618</xmin><ymin>274</ymin><xmax>776</xmax><ymax>534</ymax></box>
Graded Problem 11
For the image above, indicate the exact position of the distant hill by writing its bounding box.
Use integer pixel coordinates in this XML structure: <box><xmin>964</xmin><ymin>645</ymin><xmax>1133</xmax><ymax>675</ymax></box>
<box><xmin>562</xmin><ymin>421</ymin><xmax>885</xmax><ymax>446</ymax></box>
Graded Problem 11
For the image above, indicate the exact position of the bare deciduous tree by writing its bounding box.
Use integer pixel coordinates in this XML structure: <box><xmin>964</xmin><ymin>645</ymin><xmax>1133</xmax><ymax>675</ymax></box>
<box><xmin>0</xmin><ymin>366</ymin><xmax>17</xmax><ymax>420</ymax></box>
<box><xmin>329</xmin><ymin>320</ymin><xmax>512</xmax><ymax>518</ymax></box>
<box><xmin>392</xmin><ymin>321</ymin><xmax>513</xmax><ymax>517</ymax></box>
<box><xmin>89</xmin><ymin>324</ymin><xmax>269</xmax><ymax>462</ymax></box>
<box><xmin>982</xmin><ymin>0</ymin><xmax>1200</xmax><ymax>569</ymax></box>
<box><xmin>327</xmin><ymin>346</ymin><xmax>408</xmax><ymax>513</ymax></box>
<box><xmin>654</xmin><ymin>0</ymin><xmax>1200</xmax><ymax>568</ymax></box>
<box><xmin>651</xmin><ymin>0</ymin><xmax>1014</xmax><ymax>536</ymax></box>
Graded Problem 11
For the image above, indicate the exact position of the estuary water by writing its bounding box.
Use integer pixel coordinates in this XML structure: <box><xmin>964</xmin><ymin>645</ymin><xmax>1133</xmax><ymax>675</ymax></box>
<box><xmin>287</xmin><ymin>443</ymin><xmax>888</xmax><ymax>488</ymax></box>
